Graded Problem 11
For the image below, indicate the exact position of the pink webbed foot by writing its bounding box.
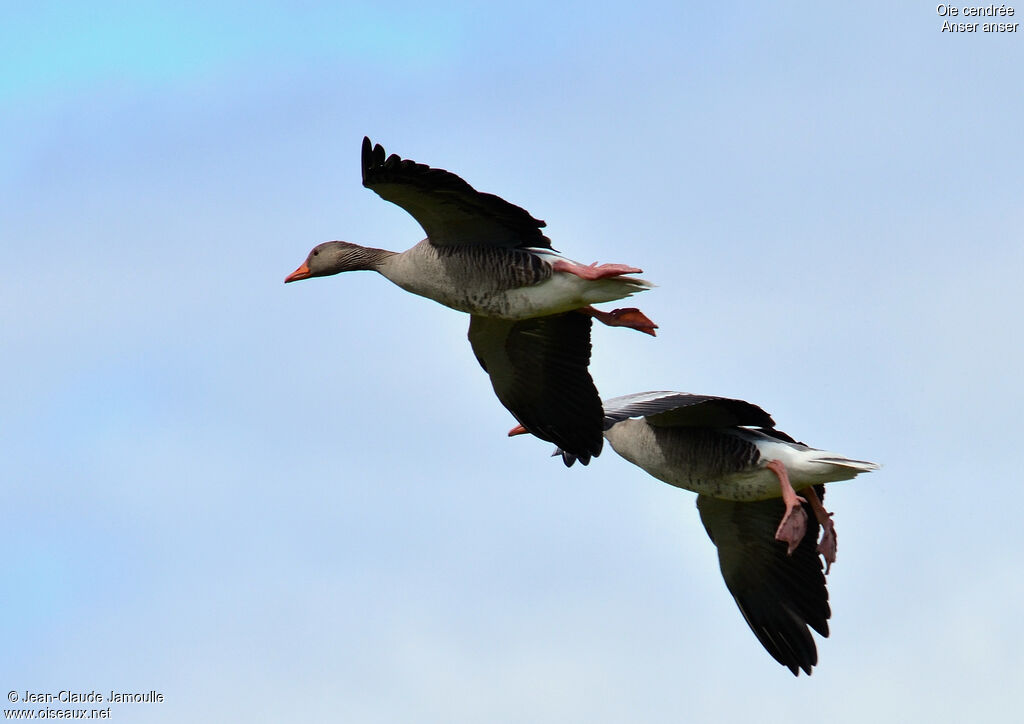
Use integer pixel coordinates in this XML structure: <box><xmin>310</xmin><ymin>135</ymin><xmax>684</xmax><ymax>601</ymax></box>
<box><xmin>552</xmin><ymin>259</ymin><xmax>644</xmax><ymax>280</ymax></box>
<box><xmin>775</xmin><ymin>502</ymin><xmax>808</xmax><ymax>555</ymax></box>
<box><xmin>817</xmin><ymin>517</ymin><xmax>837</xmax><ymax>574</ymax></box>
<box><xmin>805</xmin><ymin>486</ymin><xmax>837</xmax><ymax>574</ymax></box>
<box><xmin>584</xmin><ymin>306</ymin><xmax>658</xmax><ymax>336</ymax></box>
<box><xmin>767</xmin><ymin>459</ymin><xmax>809</xmax><ymax>555</ymax></box>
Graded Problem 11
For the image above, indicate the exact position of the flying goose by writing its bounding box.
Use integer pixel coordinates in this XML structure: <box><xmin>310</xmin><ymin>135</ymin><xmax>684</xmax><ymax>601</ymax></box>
<box><xmin>513</xmin><ymin>390</ymin><xmax>880</xmax><ymax>674</ymax></box>
<box><xmin>285</xmin><ymin>138</ymin><xmax>655</xmax><ymax>461</ymax></box>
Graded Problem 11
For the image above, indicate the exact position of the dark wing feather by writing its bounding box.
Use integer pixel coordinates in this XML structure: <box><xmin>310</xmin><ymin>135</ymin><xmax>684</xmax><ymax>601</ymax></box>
<box><xmin>696</xmin><ymin>486</ymin><xmax>830</xmax><ymax>676</ymax></box>
<box><xmin>468</xmin><ymin>312</ymin><xmax>602</xmax><ymax>462</ymax></box>
<box><xmin>361</xmin><ymin>137</ymin><xmax>552</xmax><ymax>250</ymax></box>
<box><xmin>601</xmin><ymin>391</ymin><xmax>775</xmax><ymax>430</ymax></box>
<box><xmin>758</xmin><ymin>427</ymin><xmax>809</xmax><ymax>446</ymax></box>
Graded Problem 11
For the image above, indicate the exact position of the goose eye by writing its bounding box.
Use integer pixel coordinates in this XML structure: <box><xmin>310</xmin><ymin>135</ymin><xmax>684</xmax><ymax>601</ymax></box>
<box><xmin>312</xmin><ymin>249</ymin><xmax>319</xmax><ymax>256</ymax></box>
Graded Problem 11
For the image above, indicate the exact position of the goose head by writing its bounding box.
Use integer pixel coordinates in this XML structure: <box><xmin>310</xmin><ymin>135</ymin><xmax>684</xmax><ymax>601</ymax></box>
<box><xmin>284</xmin><ymin>241</ymin><xmax>384</xmax><ymax>283</ymax></box>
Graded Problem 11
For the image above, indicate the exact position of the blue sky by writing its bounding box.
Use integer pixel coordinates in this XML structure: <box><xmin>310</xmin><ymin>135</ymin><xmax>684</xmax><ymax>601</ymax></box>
<box><xmin>3</xmin><ymin>2</ymin><xmax>1022</xmax><ymax>721</ymax></box>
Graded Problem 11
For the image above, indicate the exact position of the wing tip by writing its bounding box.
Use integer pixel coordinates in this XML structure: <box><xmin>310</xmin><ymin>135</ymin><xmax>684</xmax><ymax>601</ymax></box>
<box><xmin>361</xmin><ymin>136</ymin><xmax>389</xmax><ymax>185</ymax></box>
<box><xmin>361</xmin><ymin>136</ymin><xmax>373</xmax><ymax>183</ymax></box>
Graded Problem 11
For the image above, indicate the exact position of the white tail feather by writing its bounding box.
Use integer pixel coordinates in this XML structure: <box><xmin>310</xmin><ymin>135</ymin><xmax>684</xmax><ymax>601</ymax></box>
<box><xmin>811</xmin><ymin>456</ymin><xmax>881</xmax><ymax>472</ymax></box>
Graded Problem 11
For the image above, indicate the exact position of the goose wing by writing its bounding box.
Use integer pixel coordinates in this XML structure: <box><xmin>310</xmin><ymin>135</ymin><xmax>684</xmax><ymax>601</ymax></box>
<box><xmin>696</xmin><ymin>486</ymin><xmax>830</xmax><ymax>676</ymax></box>
<box><xmin>601</xmin><ymin>390</ymin><xmax>776</xmax><ymax>430</ymax></box>
<box><xmin>468</xmin><ymin>312</ymin><xmax>602</xmax><ymax>462</ymax></box>
<box><xmin>361</xmin><ymin>137</ymin><xmax>552</xmax><ymax>250</ymax></box>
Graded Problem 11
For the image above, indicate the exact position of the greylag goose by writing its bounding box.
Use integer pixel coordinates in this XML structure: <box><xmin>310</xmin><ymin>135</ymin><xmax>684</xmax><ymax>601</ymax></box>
<box><xmin>286</xmin><ymin>138</ymin><xmax>656</xmax><ymax>461</ymax></box>
<box><xmin>513</xmin><ymin>390</ymin><xmax>880</xmax><ymax>675</ymax></box>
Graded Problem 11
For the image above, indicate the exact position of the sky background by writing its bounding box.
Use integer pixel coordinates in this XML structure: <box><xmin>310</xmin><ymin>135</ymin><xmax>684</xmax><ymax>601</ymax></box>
<box><xmin>3</xmin><ymin>2</ymin><xmax>1022</xmax><ymax>721</ymax></box>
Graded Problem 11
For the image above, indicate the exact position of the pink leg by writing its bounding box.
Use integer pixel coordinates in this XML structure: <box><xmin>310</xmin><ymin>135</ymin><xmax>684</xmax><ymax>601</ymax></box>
<box><xmin>552</xmin><ymin>259</ymin><xmax>643</xmax><ymax>280</ymax></box>
<box><xmin>507</xmin><ymin>423</ymin><xmax>528</xmax><ymax>436</ymax></box>
<box><xmin>767</xmin><ymin>459</ymin><xmax>808</xmax><ymax>556</ymax></box>
<box><xmin>804</xmin><ymin>486</ymin><xmax>837</xmax><ymax>574</ymax></box>
<box><xmin>583</xmin><ymin>306</ymin><xmax>658</xmax><ymax>336</ymax></box>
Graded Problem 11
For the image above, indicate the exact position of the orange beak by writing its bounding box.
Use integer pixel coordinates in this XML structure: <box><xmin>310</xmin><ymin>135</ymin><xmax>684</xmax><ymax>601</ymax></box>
<box><xmin>507</xmin><ymin>424</ymin><xmax>529</xmax><ymax>437</ymax></box>
<box><xmin>284</xmin><ymin>263</ymin><xmax>311</xmax><ymax>283</ymax></box>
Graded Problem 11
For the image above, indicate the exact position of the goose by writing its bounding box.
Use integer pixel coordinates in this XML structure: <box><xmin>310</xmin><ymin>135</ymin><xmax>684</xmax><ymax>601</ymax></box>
<box><xmin>511</xmin><ymin>390</ymin><xmax>880</xmax><ymax>675</ymax></box>
<box><xmin>285</xmin><ymin>138</ymin><xmax>656</xmax><ymax>461</ymax></box>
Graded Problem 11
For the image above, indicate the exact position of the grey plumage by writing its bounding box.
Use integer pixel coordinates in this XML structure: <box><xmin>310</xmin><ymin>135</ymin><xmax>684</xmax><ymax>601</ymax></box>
<box><xmin>601</xmin><ymin>390</ymin><xmax>775</xmax><ymax>430</ymax></box>
<box><xmin>287</xmin><ymin>137</ymin><xmax>653</xmax><ymax>462</ymax></box>
<box><xmin>542</xmin><ymin>390</ymin><xmax>879</xmax><ymax>675</ymax></box>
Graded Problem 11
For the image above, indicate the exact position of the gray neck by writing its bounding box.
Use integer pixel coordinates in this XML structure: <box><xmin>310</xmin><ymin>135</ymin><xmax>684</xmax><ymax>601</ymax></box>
<box><xmin>351</xmin><ymin>245</ymin><xmax>398</xmax><ymax>271</ymax></box>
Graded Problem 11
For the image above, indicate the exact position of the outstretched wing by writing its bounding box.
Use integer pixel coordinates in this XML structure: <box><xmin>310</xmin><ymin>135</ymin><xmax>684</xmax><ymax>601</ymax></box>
<box><xmin>601</xmin><ymin>390</ymin><xmax>776</xmax><ymax>430</ymax></box>
<box><xmin>696</xmin><ymin>487</ymin><xmax>830</xmax><ymax>676</ymax></box>
<box><xmin>361</xmin><ymin>137</ymin><xmax>552</xmax><ymax>250</ymax></box>
<box><xmin>468</xmin><ymin>312</ymin><xmax>602</xmax><ymax>462</ymax></box>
